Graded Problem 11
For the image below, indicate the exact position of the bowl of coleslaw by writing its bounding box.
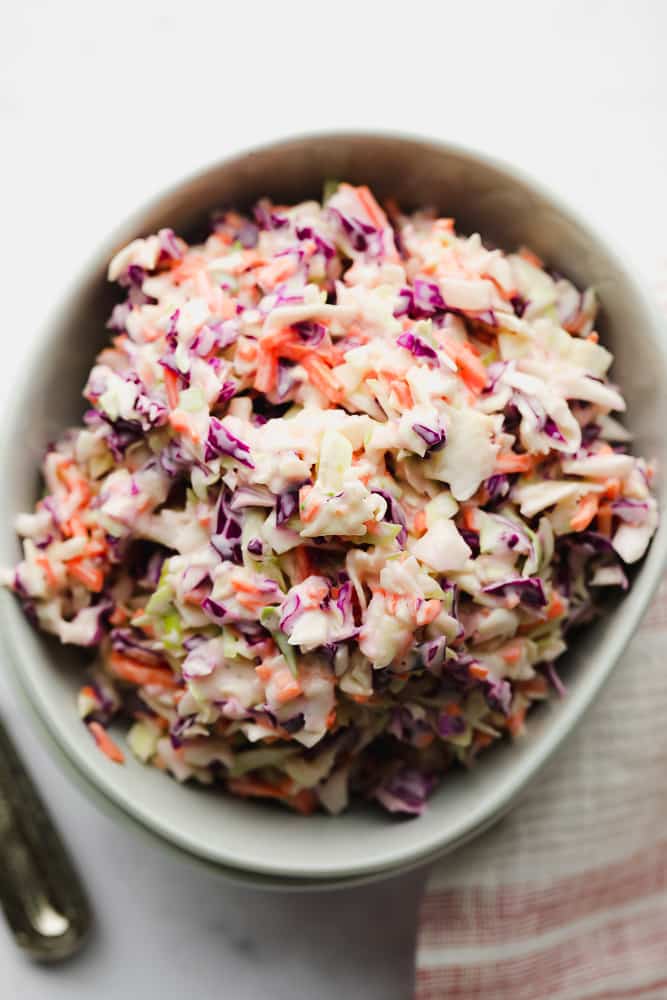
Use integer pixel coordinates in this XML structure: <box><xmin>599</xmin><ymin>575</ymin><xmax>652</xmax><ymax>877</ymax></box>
<box><xmin>1</xmin><ymin>132</ymin><xmax>665</xmax><ymax>886</ymax></box>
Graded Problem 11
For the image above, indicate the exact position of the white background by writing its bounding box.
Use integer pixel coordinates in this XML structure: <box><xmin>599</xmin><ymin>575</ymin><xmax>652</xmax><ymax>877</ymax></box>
<box><xmin>1</xmin><ymin>2</ymin><xmax>666</xmax><ymax>996</ymax></box>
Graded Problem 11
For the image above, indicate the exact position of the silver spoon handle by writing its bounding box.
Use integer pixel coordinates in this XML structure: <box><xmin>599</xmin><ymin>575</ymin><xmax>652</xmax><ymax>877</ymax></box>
<box><xmin>0</xmin><ymin>715</ymin><xmax>91</xmax><ymax>960</ymax></box>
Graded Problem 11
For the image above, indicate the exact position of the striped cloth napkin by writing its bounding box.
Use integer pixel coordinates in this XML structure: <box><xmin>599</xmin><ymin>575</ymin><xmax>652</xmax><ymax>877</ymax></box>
<box><xmin>415</xmin><ymin>560</ymin><xmax>667</xmax><ymax>998</ymax></box>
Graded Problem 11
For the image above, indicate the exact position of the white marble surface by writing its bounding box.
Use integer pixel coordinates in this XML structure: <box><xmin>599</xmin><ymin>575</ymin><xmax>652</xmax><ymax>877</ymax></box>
<box><xmin>2</xmin><ymin>2</ymin><xmax>667</xmax><ymax>996</ymax></box>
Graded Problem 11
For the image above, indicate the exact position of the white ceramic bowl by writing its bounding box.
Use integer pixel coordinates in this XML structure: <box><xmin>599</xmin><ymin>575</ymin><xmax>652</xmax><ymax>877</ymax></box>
<box><xmin>2</xmin><ymin>133</ymin><xmax>666</xmax><ymax>886</ymax></box>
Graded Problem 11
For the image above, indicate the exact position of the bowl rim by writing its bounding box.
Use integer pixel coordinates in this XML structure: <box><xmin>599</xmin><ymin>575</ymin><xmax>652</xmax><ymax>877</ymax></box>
<box><xmin>2</xmin><ymin>129</ymin><xmax>666</xmax><ymax>880</ymax></box>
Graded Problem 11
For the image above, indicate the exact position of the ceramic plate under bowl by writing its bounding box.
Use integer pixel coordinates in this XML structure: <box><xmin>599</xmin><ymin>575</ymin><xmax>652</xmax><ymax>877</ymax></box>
<box><xmin>1</xmin><ymin>133</ymin><xmax>666</xmax><ymax>881</ymax></box>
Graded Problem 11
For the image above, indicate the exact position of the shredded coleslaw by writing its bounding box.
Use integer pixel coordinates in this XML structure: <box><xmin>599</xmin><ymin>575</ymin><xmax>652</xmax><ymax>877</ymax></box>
<box><xmin>5</xmin><ymin>183</ymin><xmax>658</xmax><ymax>816</ymax></box>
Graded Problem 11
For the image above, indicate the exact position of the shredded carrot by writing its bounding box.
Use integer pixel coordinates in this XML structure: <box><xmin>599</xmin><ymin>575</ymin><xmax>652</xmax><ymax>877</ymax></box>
<box><xmin>273</xmin><ymin>670</ymin><xmax>303</xmax><ymax>704</ymax></box>
<box><xmin>416</xmin><ymin>599</ymin><xmax>442</xmax><ymax>627</ymax></box>
<box><xmin>270</xmin><ymin>333</ymin><xmax>339</xmax><ymax>367</ymax></box>
<box><xmin>36</xmin><ymin>556</ymin><xmax>57</xmax><ymax>589</ymax></box>
<box><xmin>68</xmin><ymin>479</ymin><xmax>92</xmax><ymax>510</ymax></box>
<box><xmin>301</xmin><ymin>355</ymin><xmax>343</xmax><ymax>403</ymax></box>
<box><xmin>326</xmin><ymin>708</ymin><xmax>337</xmax><ymax>731</ymax></box>
<box><xmin>230</xmin><ymin>576</ymin><xmax>264</xmax><ymax>596</ymax></box>
<box><xmin>385</xmin><ymin>593</ymin><xmax>400</xmax><ymax>614</ymax></box>
<box><xmin>413</xmin><ymin>510</ymin><xmax>427</xmax><ymax>537</ymax></box>
<box><xmin>219</xmin><ymin>293</ymin><xmax>236</xmax><ymax>320</ymax></box>
<box><xmin>383</xmin><ymin>195</ymin><xmax>401</xmax><ymax>216</ymax></box>
<box><xmin>443</xmin><ymin>701</ymin><xmax>462</xmax><ymax>716</ymax></box>
<box><xmin>260</xmin><ymin>326</ymin><xmax>298</xmax><ymax>352</ymax></box>
<box><xmin>182</xmin><ymin>588</ymin><xmax>207</xmax><ymax>607</ymax></box>
<box><xmin>108</xmin><ymin>650</ymin><xmax>178</xmax><ymax>689</ymax></box>
<box><xmin>300</xmin><ymin>499</ymin><xmax>321</xmax><ymax>524</ymax></box>
<box><xmin>501</xmin><ymin>640</ymin><xmax>523</xmax><ymax>665</ymax></box>
<box><xmin>64</xmin><ymin>539</ymin><xmax>106</xmax><ymax>562</ymax></box>
<box><xmin>88</xmin><ymin>721</ymin><xmax>125</xmax><ymax>764</ymax></box>
<box><xmin>169</xmin><ymin>408</ymin><xmax>200</xmax><ymax>443</ymax></box>
<box><xmin>229</xmin><ymin>576</ymin><xmax>269</xmax><ymax>610</ymax></box>
<box><xmin>171</xmin><ymin>253</ymin><xmax>207</xmax><ymax>284</ymax></box>
<box><xmin>54</xmin><ymin>457</ymin><xmax>73</xmax><ymax>484</ymax></box>
<box><xmin>240</xmin><ymin>249</ymin><xmax>266</xmax><ymax>271</ymax></box>
<box><xmin>299</xmin><ymin>484</ymin><xmax>313</xmax><ymax>506</ymax></box>
<box><xmin>494</xmin><ymin>451</ymin><xmax>534</xmax><ymax>474</ymax></box>
<box><xmin>441</xmin><ymin>338</ymin><xmax>488</xmax><ymax>394</ymax></box>
<box><xmin>506</xmin><ymin>704</ymin><xmax>527</xmax><ymax>737</ymax></box>
<box><xmin>68</xmin><ymin>560</ymin><xmax>104</xmax><ymax>592</ymax></box>
<box><xmin>469</xmin><ymin>663</ymin><xmax>489</xmax><ymax>680</ymax></box>
<box><xmin>226</xmin><ymin>775</ymin><xmax>317</xmax><ymax>814</ymax></box>
<box><xmin>194</xmin><ymin>269</ymin><xmax>214</xmax><ymax>302</ymax></box>
<box><xmin>348</xmin><ymin>693</ymin><xmax>373</xmax><ymax>704</ymax></box>
<box><xmin>474</xmin><ymin>482</ymin><xmax>491</xmax><ymax>506</ymax></box>
<box><xmin>602</xmin><ymin>477</ymin><xmax>621</xmax><ymax>500</ymax></box>
<box><xmin>518</xmin><ymin>246</ymin><xmax>544</xmax><ymax>269</ymax></box>
<box><xmin>354</xmin><ymin>184</ymin><xmax>387</xmax><ymax>230</ymax></box>
<box><xmin>64</xmin><ymin>514</ymin><xmax>87</xmax><ymax>538</ymax></box>
<box><xmin>279</xmin><ymin>340</ymin><xmax>323</xmax><ymax>364</ymax></box>
<box><xmin>254</xmin><ymin>348</ymin><xmax>278</xmax><ymax>394</ymax></box>
<box><xmin>570</xmin><ymin>492</ymin><xmax>599</xmax><ymax>532</ymax></box>
<box><xmin>205</xmin><ymin>285</ymin><xmax>224</xmax><ymax>315</ymax></box>
<box><xmin>563</xmin><ymin>313</ymin><xmax>584</xmax><ymax>335</ymax></box>
<box><xmin>62</xmin><ymin>464</ymin><xmax>91</xmax><ymax>492</ymax></box>
<box><xmin>462</xmin><ymin>507</ymin><xmax>477</xmax><ymax>531</ymax></box>
<box><xmin>236</xmin><ymin>592</ymin><xmax>266</xmax><ymax>611</ymax></box>
<box><xmin>415</xmin><ymin>731</ymin><xmax>435</xmax><ymax>749</ymax></box>
<box><xmin>163</xmin><ymin>368</ymin><xmax>180</xmax><ymax>410</ymax></box>
<box><xmin>474</xmin><ymin>732</ymin><xmax>494</xmax><ymax>750</ymax></box>
<box><xmin>287</xmin><ymin>789</ymin><xmax>318</xmax><ymax>815</ymax></box>
<box><xmin>138</xmin><ymin>713</ymin><xmax>168</xmax><ymax>732</ymax></box>
<box><xmin>227</xmin><ymin>777</ymin><xmax>288</xmax><ymax>802</ymax></box>
<box><xmin>258</xmin><ymin>257</ymin><xmax>298</xmax><ymax>288</ymax></box>
<box><xmin>214</xmin><ymin>717</ymin><xmax>231</xmax><ymax>737</ymax></box>
<box><xmin>587</xmin><ymin>331</ymin><xmax>599</xmax><ymax>343</ymax></box>
<box><xmin>252</xmin><ymin>639</ymin><xmax>277</xmax><ymax>663</ymax></box>
<box><xmin>226</xmin><ymin>210</ymin><xmax>245</xmax><ymax>226</ymax></box>
<box><xmin>546</xmin><ymin>591</ymin><xmax>565</xmax><ymax>621</ymax></box>
<box><xmin>108</xmin><ymin>605</ymin><xmax>128</xmax><ymax>626</ymax></box>
<box><xmin>390</xmin><ymin>378</ymin><xmax>413</xmax><ymax>409</ymax></box>
<box><xmin>236</xmin><ymin>338</ymin><xmax>259</xmax><ymax>363</ymax></box>
<box><xmin>294</xmin><ymin>546</ymin><xmax>311</xmax><ymax>583</ymax></box>
<box><xmin>434</xmin><ymin>217</ymin><xmax>455</xmax><ymax>234</ymax></box>
<box><xmin>255</xmin><ymin>663</ymin><xmax>273</xmax><ymax>683</ymax></box>
<box><xmin>517</xmin><ymin>676</ymin><xmax>549</xmax><ymax>698</ymax></box>
<box><xmin>596</xmin><ymin>503</ymin><xmax>613</xmax><ymax>537</ymax></box>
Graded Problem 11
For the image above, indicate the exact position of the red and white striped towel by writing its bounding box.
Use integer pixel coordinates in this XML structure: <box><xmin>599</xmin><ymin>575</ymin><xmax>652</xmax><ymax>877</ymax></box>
<box><xmin>415</xmin><ymin>567</ymin><xmax>667</xmax><ymax>998</ymax></box>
